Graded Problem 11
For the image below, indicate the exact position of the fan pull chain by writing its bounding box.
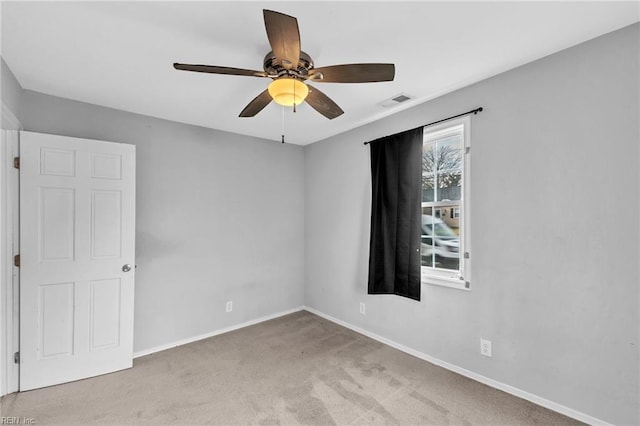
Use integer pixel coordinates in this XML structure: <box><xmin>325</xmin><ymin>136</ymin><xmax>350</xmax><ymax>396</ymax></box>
<box><xmin>281</xmin><ymin>105</ymin><xmax>286</xmax><ymax>144</ymax></box>
<box><xmin>293</xmin><ymin>79</ymin><xmax>297</xmax><ymax>113</ymax></box>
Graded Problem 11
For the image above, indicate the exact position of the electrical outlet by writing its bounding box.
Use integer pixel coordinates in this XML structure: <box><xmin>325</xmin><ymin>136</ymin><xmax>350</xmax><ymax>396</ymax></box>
<box><xmin>480</xmin><ymin>338</ymin><xmax>492</xmax><ymax>357</ymax></box>
<box><xmin>226</xmin><ymin>301</ymin><xmax>233</xmax><ymax>313</ymax></box>
<box><xmin>359</xmin><ymin>302</ymin><xmax>366</xmax><ymax>315</ymax></box>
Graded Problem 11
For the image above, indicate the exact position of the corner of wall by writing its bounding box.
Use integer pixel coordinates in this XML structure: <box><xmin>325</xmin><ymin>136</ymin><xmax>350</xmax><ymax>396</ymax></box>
<box><xmin>1</xmin><ymin>57</ymin><xmax>24</xmax><ymax>129</ymax></box>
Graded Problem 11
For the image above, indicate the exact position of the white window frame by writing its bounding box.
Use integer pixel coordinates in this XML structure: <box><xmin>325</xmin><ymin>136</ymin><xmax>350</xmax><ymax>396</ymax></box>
<box><xmin>421</xmin><ymin>116</ymin><xmax>471</xmax><ymax>291</ymax></box>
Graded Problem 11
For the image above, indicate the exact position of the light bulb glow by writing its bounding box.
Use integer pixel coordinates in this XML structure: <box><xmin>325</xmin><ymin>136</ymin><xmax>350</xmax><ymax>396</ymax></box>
<box><xmin>268</xmin><ymin>78</ymin><xmax>309</xmax><ymax>106</ymax></box>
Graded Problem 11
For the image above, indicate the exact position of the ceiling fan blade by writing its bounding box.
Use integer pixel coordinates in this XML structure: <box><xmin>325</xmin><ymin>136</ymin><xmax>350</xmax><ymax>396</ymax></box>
<box><xmin>239</xmin><ymin>89</ymin><xmax>273</xmax><ymax>117</ymax></box>
<box><xmin>305</xmin><ymin>86</ymin><xmax>344</xmax><ymax>120</ymax></box>
<box><xmin>174</xmin><ymin>63</ymin><xmax>268</xmax><ymax>78</ymax></box>
<box><xmin>309</xmin><ymin>64</ymin><xmax>395</xmax><ymax>83</ymax></box>
<box><xmin>263</xmin><ymin>10</ymin><xmax>300</xmax><ymax>70</ymax></box>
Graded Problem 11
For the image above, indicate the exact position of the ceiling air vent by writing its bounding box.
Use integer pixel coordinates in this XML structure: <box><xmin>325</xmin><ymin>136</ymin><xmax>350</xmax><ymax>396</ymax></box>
<box><xmin>378</xmin><ymin>93</ymin><xmax>415</xmax><ymax>108</ymax></box>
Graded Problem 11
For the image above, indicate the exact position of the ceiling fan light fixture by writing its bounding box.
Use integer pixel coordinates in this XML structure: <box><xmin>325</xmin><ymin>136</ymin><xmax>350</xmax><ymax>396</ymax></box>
<box><xmin>268</xmin><ymin>78</ymin><xmax>309</xmax><ymax>106</ymax></box>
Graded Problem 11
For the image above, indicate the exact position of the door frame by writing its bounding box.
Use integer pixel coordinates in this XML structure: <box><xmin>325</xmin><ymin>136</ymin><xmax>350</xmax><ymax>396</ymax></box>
<box><xmin>1</xmin><ymin>101</ymin><xmax>22</xmax><ymax>396</ymax></box>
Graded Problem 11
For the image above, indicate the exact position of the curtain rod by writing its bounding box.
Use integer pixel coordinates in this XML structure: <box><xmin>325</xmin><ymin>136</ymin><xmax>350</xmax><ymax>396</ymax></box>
<box><xmin>363</xmin><ymin>107</ymin><xmax>483</xmax><ymax>145</ymax></box>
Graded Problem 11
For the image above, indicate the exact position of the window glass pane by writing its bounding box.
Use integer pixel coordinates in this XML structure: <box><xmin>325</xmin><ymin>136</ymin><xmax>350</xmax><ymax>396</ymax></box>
<box><xmin>422</xmin><ymin>144</ymin><xmax>436</xmax><ymax>174</ymax></box>
<box><xmin>437</xmin><ymin>171</ymin><xmax>462</xmax><ymax>201</ymax></box>
<box><xmin>435</xmin><ymin>135</ymin><xmax>462</xmax><ymax>202</ymax></box>
<box><xmin>439</xmin><ymin>254</ymin><xmax>460</xmax><ymax>271</ymax></box>
<box><xmin>422</xmin><ymin>175</ymin><xmax>435</xmax><ymax>202</ymax></box>
<box><xmin>420</xmin><ymin>208</ymin><xmax>435</xmax><ymax>267</ymax></box>
<box><xmin>422</xmin><ymin>141</ymin><xmax>436</xmax><ymax>203</ymax></box>
<box><xmin>421</xmin><ymin>203</ymin><xmax>461</xmax><ymax>271</ymax></box>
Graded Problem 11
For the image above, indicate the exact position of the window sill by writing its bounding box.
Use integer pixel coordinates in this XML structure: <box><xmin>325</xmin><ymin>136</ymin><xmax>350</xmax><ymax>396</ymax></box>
<box><xmin>422</xmin><ymin>275</ymin><xmax>470</xmax><ymax>291</ymax></box>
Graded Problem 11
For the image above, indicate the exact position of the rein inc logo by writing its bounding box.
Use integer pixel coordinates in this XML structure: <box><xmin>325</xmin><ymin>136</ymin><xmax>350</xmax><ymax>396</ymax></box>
<box><xmin>1</xmin><ymin>418</ymin><xmax>36</xmax><ymax>425</ymax></box>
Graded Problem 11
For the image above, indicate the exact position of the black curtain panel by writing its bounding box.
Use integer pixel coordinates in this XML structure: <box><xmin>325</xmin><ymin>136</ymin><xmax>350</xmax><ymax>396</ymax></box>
<box><xmin>367</xmin><ymin>127</ymin><xmax>423</xmax><ymax>301</ymax></box>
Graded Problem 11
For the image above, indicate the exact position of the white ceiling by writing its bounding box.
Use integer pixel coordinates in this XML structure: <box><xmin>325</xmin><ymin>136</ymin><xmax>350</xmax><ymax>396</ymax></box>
<box><xmin>2</xmin><ymin>1</ymin><xmax>638</xmax><ymax>145</ymax></box>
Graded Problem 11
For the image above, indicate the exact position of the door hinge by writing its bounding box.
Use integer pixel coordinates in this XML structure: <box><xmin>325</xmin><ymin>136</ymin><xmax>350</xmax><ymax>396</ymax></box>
<box><xmin>14</xmin><ymin>352</ymin><xmax>19</xmax><ymax>364</ymax></box>
<box><xmin>13</xmin><ymin>157</ymin><xmax>20</xmax><ymax>169</ymax></box>
<box><xmin>14</xmin><ymin>254</ymin><xmax>20</xmax><ymax>267</ymax></box>
<box><xmin>465</xmin><ymin>147</ymin><xmax>470</xmax><ymax>154</ymax></box>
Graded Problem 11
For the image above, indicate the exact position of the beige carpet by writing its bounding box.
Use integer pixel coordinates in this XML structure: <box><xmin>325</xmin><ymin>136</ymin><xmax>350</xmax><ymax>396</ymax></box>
<box><xmin>1</xmin><ymin>311</ymin><xmax>582</xmax><ymax>425</ymax></box>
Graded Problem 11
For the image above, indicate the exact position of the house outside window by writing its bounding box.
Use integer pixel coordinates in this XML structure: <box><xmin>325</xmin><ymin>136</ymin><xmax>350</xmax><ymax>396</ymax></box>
<box><xmin>421</xmin><ymin>116</ymin><xmax>470</xmax><ymax>289</ymax></box>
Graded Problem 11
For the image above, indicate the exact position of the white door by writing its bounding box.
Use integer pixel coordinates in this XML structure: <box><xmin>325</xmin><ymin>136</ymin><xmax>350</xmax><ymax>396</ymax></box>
<box><xmin>19</xmin><ymin>131</ymin><xmax>136</xmax><ymax>391</ymax></box>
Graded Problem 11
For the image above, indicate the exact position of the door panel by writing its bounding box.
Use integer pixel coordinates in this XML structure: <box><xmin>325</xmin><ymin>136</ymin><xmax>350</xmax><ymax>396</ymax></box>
<box><xmin>39</xmin><ymin>282</ymin><xmax>74</xmax><ymax>358</ymax></box>
<box><xmin>40</xmin><ymin>148</ymin><xmax>75</xmax><ymax>176</ymax></box>
<box><xmin>91</xmin><ymin>190</ymin><xmax>122</xmax><ymax>259</ymax></box>
<box><xmin>20</xmin><ymin>131</ymin><xmax>135</xmax><ymax>391</ymax></box>
<box><xmin>89</xmin><ymin>278</ymin><xmax>121</xmax><ymax>350</ymax></box>
<box><xmin>39</xmin><ymin>188</ymin><xmax>75</xmax><ymax>262</ymax></box>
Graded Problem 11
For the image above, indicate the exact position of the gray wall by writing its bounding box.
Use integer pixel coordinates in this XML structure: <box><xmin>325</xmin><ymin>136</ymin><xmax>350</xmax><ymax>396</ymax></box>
<box><xmin>1</xmin><ymin>57</ymin><xmax>23</xmax><ymax>126</ymax></box>
<box><xmin>21</xmin><ymin>91</ymin><xmax>305</xmax><ymax>352</ymax></box>
<box><xmin>304</xmin><ymin>23</ymin><xmax>639</xmax><ymax>425</ymax></box>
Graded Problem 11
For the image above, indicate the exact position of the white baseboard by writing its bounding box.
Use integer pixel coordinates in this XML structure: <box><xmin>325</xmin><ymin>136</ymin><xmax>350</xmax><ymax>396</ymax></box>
<box><xmin>133</xmin><ymin>306</ymin><xmax>304</xmax><ymax>358</ymax></box>
<box><xmin>302</xmin><ymin>306</ymin><xmax>610</xmax><ymax>426</ymax></box>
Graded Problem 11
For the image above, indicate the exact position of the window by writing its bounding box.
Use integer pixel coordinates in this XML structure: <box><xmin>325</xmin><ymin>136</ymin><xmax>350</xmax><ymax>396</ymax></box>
<box><xmin>421</xmin><ymin>117</ymin><xmax>470</xmax><ymax>289</ymax></box>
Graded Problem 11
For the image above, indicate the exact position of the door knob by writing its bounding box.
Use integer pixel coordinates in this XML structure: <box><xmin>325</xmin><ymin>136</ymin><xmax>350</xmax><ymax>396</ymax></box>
<box><xmin>122</xmin><ymin>264</ymin><xmax>132</xmax><ymax>272</ymax></box>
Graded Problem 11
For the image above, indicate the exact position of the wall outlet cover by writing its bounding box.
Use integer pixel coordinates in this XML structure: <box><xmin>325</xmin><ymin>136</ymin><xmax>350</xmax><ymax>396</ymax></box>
<box><xmin>480</xmin><ymin>338</ymin><xmax>492</xmax><ymax>357</ymax></box>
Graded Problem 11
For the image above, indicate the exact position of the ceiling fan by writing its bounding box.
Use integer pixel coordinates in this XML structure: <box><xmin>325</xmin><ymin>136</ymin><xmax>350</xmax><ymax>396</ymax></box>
<box><xmin>173</xmin><ymin>9</ymin><xmax>395</xmax><ymax>120</ymax></box>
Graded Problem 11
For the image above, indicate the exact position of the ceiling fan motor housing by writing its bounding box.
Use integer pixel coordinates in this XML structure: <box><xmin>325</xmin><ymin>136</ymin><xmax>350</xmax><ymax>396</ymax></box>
<box><xmin>263</xmin><ymin>50</ymin><xmax>314</xmax><ymax>80</ymax></box>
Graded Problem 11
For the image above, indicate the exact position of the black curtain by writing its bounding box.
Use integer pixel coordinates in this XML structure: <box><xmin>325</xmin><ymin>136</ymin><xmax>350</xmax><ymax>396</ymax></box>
<box><xmin>368</xmin><ymin>127</ymin><xmax>423</xmax><ymax>301</ymax></box>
